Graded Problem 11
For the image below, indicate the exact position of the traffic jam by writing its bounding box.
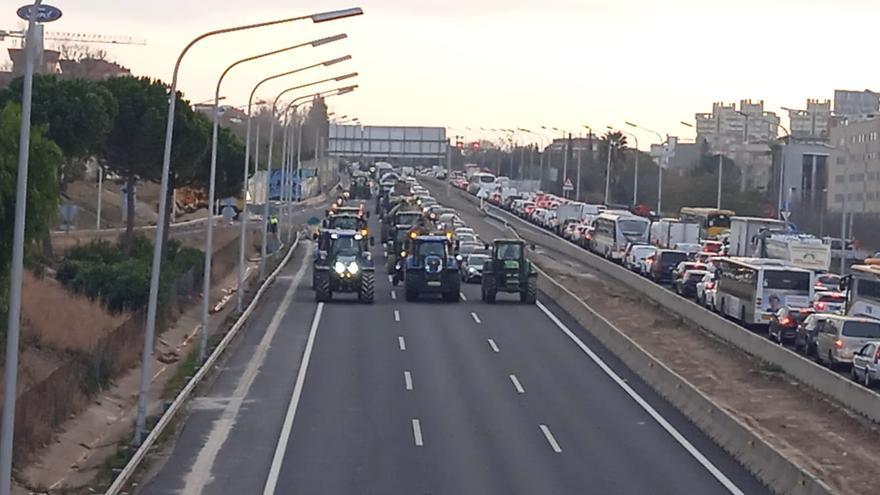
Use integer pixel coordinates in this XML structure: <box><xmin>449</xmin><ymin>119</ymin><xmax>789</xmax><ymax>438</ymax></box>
<box><xmin>312</xmin><ymin>164</ymin><xmax>538</xmax><ymax>306</ymax></box>
<box><xmin>447</xmin><ymin>166</ymin><xmax>880</xmax><ymax>389</ymax></box>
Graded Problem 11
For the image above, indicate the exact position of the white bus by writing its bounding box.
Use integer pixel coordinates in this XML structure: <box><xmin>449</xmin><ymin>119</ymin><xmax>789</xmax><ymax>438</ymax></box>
<box><xmin>844</xmin><ymin>263</ymin><xmax>880</xmax><ymax>319</ymax></box>
<box><xmin>467</xmin><ymin>172</ymin><xmax>497</xmax><ymax>196</ymax></box>
<box><xmin>590</xmin><ymin>212</ymin><xmax>651</xmax><ymax>261</ymax></box>
<box><xmin>715</xmin><ymin>257</ymin><xmax>815</xmax><ymax>327</ymax></box>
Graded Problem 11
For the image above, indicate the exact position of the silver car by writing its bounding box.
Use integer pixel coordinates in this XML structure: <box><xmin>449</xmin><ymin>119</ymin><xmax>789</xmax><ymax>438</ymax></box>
<box><xmin>850</xmin><ymin>341</ymin><xmax>880</xmax><ymax>388</ymax></box>
<box><xmin>695</xmin><ymin>272</ymin><xmax>717</xmax><ymax>310</ymax></box>
<box><xmin>816</xmin><ymin>316</ymin><xmax>880</xmax><ymax>368</ymax></box>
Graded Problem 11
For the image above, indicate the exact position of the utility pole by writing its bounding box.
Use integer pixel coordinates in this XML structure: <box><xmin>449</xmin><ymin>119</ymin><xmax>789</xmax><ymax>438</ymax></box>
<box><xmin>96</xmin><ymin>165</ymin><xmax>103</xmax><ymax>230</ymax></box>
<box><xmin>576</xmin><ymin>149</ymin><xmax>582</xmax><ymax>201</ymax></box>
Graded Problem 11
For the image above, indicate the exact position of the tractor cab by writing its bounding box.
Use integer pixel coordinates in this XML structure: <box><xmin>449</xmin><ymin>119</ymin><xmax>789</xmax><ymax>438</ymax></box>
<box><xmin>401</xmin><ymin>232</ymin><xmax>460</xmax><ymax>302</ymax></box>
<box><xmin>481</xmin><ymin>239</ymin><xmax>537</xmax><ymax>304</ymax></box>
<box><xmin>313</xmin><ymin>230</ymin><xmax>375</xmax><ymax>303</ymax></box>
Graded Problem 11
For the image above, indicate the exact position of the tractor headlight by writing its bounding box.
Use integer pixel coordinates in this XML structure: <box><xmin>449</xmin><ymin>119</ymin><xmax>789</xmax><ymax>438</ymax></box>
<box><xmin>347</xmin><ymin>262</ymin><xmax>359</xmax><ymax>274</ymax></box>
<box><xmin>468</xmin><ymin>266</ymin><xmax>477</xmax><ymax>274</ymax></box>
<box><xmin>334</xmin><ymin>261</ymin><xmax>346</xmax><ymax>274</ymax></box>
<box><xmin>400</xmin><ymin>251</ymin><xmax>406</xmax><ymax>258</ymax></box>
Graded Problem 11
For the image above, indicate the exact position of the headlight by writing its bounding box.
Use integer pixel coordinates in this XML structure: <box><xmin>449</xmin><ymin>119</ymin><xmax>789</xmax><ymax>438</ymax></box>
<box><xmin>334</xmin><ymin>261</ymin><xmax>346</xmax><ymax>274</ymax></box>
<box><xmin>400</xmin><ymin>251</ymin><xmax>406</xmax><ymax>257</ymax></box>
<box><xmin>347</xmin><ymin>262</ymin><xmax>359</xmax><ymax>274</ymax></box>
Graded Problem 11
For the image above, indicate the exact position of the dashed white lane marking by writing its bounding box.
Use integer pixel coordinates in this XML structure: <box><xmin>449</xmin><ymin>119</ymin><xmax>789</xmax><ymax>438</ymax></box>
<box><xmin>536</xmin><ymin>301</ymin><xmax>744</xmax><ymax>494</ymax></box>
<box><xmin>394</xmin><ymin>309</ymin><xmax>401</xmax><ymax>322</ymax></box>
<box><xmin>539</xmin><ymin>424</ymin><xmax>562</xmax><ymax>453</ymax></box>
<box><xmin>388</xmin><ymin>275</ymin><xmax>393</xmax><ymax>282</ymax></box>
<box><xmin>460</xmin><ymin>292</ymin><xmax>467</xmax><ymax>301</ymax></box>
<box><xmin>509</xmin><ymin>374</ymin><xmax>525</xmax><ymax>394</ymax></box>
<box><xmin>488</xmin><ymin>339</ymin><xmax>500</xmax><ymax>353</ymax></box>
<box><xmin>398</xmin><ymin>336</ymin><xmax>406</xmax><ymax>351</ymax></box>
<box><xmin>471</xmin><ymin>312</ymin><xmax>481</xmax><ymax>324</ymax></box>
<box><xmin>391</xmin><ymin>290</ymin><xmax>397</xmax><ymax>300</ymax></box>
<box><xmin>404</xmin><ymin>371</ymin><xmax>413</xmax><ymax>390</ymax></box>
<box><xmin>412</xmin><ymin>419</ymin><xmax>424</xmax><ymax>447</ymax></box>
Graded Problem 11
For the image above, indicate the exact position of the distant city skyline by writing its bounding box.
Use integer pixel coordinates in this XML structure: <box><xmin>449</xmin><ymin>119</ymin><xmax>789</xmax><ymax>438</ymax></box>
<box><xmin>2</xmin><ymin>0</ymin><xmax>879</xmax><ymax>148</ymax></box>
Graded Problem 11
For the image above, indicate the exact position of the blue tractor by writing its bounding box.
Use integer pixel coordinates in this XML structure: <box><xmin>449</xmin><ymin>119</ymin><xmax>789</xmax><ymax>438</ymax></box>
<box><xmin>402</xmin><ymin>233</ymin><xmax>461</xmax><ymax>302</ymax></box>
<box><xmin>313</xmin><ymin>230</ymin><xmax>375</xmax><ymax>303</ymax></box>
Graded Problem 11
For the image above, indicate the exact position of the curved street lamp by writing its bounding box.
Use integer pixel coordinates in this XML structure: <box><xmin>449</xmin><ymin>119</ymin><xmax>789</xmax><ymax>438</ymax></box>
<box><xmin>136</xmin><ymin>6</ymin><xmax>364</xmax><ymax>448</ymax></box>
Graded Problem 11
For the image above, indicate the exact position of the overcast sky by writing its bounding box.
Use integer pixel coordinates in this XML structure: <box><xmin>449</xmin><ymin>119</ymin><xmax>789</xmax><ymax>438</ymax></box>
<box><xmin>2</xmin><ymin>0</ymin><xmax>878</xmax><ymax>146</ymax></box>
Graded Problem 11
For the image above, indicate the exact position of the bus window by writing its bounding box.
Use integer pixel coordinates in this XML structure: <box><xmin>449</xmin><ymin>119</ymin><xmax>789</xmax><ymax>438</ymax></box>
<box><xmin>763</xmin><ymin>271</ymin><xmax>811</xmax><ymax>291</ymax></box>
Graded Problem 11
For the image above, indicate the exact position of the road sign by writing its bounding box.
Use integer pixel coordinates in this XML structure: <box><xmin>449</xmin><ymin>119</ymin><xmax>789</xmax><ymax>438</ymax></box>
<box><xmin>17</xmin><ymin>3</ymin><xmax>63</xmax><ymax>22</ymax></box>
<box><xmin>562</xmin><ymin>178</ymin><xmax>574</xmax><ymax>192</ymax></box>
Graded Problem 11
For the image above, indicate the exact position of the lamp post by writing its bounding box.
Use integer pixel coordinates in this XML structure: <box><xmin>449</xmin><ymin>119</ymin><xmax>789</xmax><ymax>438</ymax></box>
<box><xmin>604</xmin><ymin>126</ymin><xmax>615</xmax><ymax>205</ymax></box>
<box><xmin>278</xmin><ymin>85</ymin><xmax>358</xmax><ymax>238</ymax></box>
<box><xmin>237</xmin><ymin>57</ymin><xmax>353</xmax><ymax>300</ymax></box>
<box><xmin>260</xmin><ymin>72</ymin><xmax>359</xmax><ymax>279</ymax></box>
<box><xmin>135</xmin><ymin>6</ymin><xmax>364</xmax><ymax>447</ymax></box>
<box><xmin>200</xmin><ymin>34</ymin><xmax>348</xmax><ymax>363</ymax></box>
<box><xmin>774</xmin><ymin>123</ymin><xmax>792</xmax><ymax>217</ymax></box>
<box><xmin>619</xmin><ymin>130</ymin><xmax>640</xmax><ymax>205</ymax></box>
<box><xmin>626</xmin><ymin>121</ymin><xmax>665</xmax><ymax>213</ymax></box>
<box><xmin>1</xmin><ymin>3</ymin><xmax>57</xmax><ymax>492</ymax></box>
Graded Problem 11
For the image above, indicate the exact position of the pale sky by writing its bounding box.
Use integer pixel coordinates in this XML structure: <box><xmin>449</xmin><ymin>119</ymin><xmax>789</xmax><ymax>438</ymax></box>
<box><xmin>3</xmin><ymin>0</ymin><xmax>879</xmax><ymax>148</ymax></box>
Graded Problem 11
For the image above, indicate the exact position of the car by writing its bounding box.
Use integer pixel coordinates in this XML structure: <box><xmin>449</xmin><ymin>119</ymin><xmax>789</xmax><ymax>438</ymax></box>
<box><xmin>623</xmin><ymin>243</ymin><xmax>655</xmax><ymax>272</ymax></box>
<box><xmin>649</xmin><ymin>250</ymin><xmax>690</xmax><ymax>284</ymax></box>
<box><xmin>458</xmin><ymin>241</ymin><xmax>488</xmax><ymax>257</ymax></box>
<box><xmin>816</xmin><ymin>316</ymin><xmax>880</xmax><ymax>369</ymax></box>
<box><xmin>457</xmin><ymin>233</ymin><xmax>478</xmax><ymax>244</ymax></box>
<box><xmin>460</xmin><ymin>253</ymin><xmax>491</xmax><ymax>283</ymax></box>
<box><xmin>673</xmin><ymin>269</ymin><xmax>709</xmax><ymax>297</ymax></box>
<box><xmin>695</xmin><ymin>272</ymin><xmax>717</xmax><ymax>309</ymax></box>
<box><xmin>671</xmin><ymin>261</ymin><xmax>708</xmax><ymax>285</ymax></box>
<box><xmin>768</xmin><ymin>307</ymin><xmax>814</xmax><ymax>344</ymax></box>
<box><xmin>814</xmin><ymin>273</ymin><xmax>842</xmax><ymax>292</ymax></box>
<box><xmin>812</xmin><ymin>291</ymin><xmax>846</xmax><ymax>314</ymax></box>
<box><xmin>850</xmin><ymin>341</ymin><xmax>880</xmax><ymax>387</ymax></box>
<box><xmin>795</xmin><ymin>313</ymin><xmax>833</xmax><ymax>357</ymax></box>
<box><xmin>454</xmin><ymin>227</ymin><xmax>476</xmax><ymax>237</ymax></box>
<box><xmin>674</xmin><ymin>243</ymin><xmax>702</xmax><ymax>257</ymax></box>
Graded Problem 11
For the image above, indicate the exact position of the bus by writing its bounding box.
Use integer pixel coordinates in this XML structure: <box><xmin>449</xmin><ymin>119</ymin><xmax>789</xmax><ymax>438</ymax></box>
<box><xmin>844</xmin><ymin>263</ymin><xmax>880</xmax><ymax>319</ymax></box>
<box><xmin>679</xmin><ymin>207</ymin><xmax>736</xmax><ymax>239</ymax></box>
<box><xmin>590</xmin><ymin>212</ymin><xmax>651</xmax><ymax>262</ymax></box>
<box><xmin>467</xmin><ymin>172</ymin><xmax>497</xmax><ymax>196</ymax></box>
<box><xmin>715</xmin><ymin>257</ymin><xmax>815</xmax><ymax>327</ymax></box>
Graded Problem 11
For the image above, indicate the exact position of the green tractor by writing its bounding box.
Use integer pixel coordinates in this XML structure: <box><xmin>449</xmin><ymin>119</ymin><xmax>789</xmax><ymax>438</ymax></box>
<box><xmin>350</xmin><ymin>173</ymin><xmax>372</xmax><ymax>199</ymax></box>
<box><xmin>313</xmin><ymin>230</ymin><xmax>375</xmax><ymax>303</ymax></box>
<box><xmin>480</xmin><ymin>239</ymin><xmax>537</xmax><ymax>304</ymax></box>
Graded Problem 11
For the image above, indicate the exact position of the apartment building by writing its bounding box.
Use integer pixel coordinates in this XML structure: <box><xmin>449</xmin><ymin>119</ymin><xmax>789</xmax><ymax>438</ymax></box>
<box><xmin>828</xmin><ymin>117</ymin><xmax>880</xmax><ymax>213</ymax></box>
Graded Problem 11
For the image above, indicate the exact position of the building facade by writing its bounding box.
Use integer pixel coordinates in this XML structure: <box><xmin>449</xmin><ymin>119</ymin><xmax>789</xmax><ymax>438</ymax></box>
<box><xmin>828</xmin><ymin>117</ymin><xmax>880</xmax><ymax>213</ymax></box>
<box><xmin>788</xmin><ymin>99</ymin><xmax>831</xmax><ymax>140</ymax></box>
<box><xmin>834</xmin><ymin>90</ymin><xmax>879</xmax><ymax>118</ymax></box>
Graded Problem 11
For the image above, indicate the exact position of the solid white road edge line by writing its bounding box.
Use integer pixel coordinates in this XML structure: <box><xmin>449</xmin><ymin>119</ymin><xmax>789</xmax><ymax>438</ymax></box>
<box><xmin>509</xmin><ymin>374</ymin><xmax>525</xmax><ymax>394</ymax></box>
<box><xmin>471</xmin><ymin>312</ymin><xmax>481</xmax><ymax>324</ymax></box>
<box><xmin>398</xmin><ymin>336</ymin><xmax>406</xmax><ymax>351</ymax></box>
<box><xmin>404</xmin><ymin>371</ymin><xmax>413</xmax><ymax>391</ymax></box>
<box><xmin>180</xmin><ymin>255</ymin><xmax>308</xmax><ymax>494</ymax></box>
<box><xmin>391</xmin><ymin>290</ymin><xmax>397</xmax><ymax>300</ymax></box>
<box><xmin>394</xmin><ymin>309</ymin><xmax>401</xmax><ymax>322</ymax></box>
<box><xmin>539</xmin><ymin>424</ymin><xmax>562</xmax><ymax>453</ymax></box>
<box><xmin>261</xmin><ymin>302</ymin><xmax>325</xmax><ymax>495</ymax></box>
<box><xmin>536</xmin><ymin>300</ymin><xmax>744</xmax><ymax>495</ymax></box>
<box><xmin>388</xmin><ymin>275</ymin><xmax>393</xmax><ymax>283</ymax></box>
<box><xmin>412</xmin><ymin>419</ymin><xmax>424</xmax><ymax>447</ymax></box>
<box><xmin>488</xmin><ymin>338</ymin><xmax>500</xmax><ymax>353</ymax></box>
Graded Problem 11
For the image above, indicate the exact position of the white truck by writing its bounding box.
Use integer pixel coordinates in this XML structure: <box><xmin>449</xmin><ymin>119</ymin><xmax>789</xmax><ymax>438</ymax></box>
<box><xmin>727</xmin><ymin>216</ymin><xmax>787</xmax><ymax>257</ymax></box>
<box><xmin>753</xmin><ymin>232</ymin><xmax>832</xmax><ymax>272</ymax></box>
<box><xmin>650</xmin><ymin>218</ymin><xmax>700</xmax><ymax>249</ymax></box>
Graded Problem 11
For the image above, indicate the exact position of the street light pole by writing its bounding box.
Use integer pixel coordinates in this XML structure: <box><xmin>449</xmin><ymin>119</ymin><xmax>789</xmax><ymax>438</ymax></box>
<box><xmin>201</xmin><ymin>35</ymin><xmax>348</xmax><ymax>363</ymax></box>
<box><xmin>1</xmin><ymin>3</ymin><xmax>43</xmax><ymax>492</ymax></box>
<box><xmin>604</xmin><ymin>130</ymin><xmax>614</xmax><ymax>205</ymax></box>
<box><xmin>626</xmin><ymin>121</ymin><xmax>665</xmax><ymax>213</ymax></box>
<box><xmin>260</xmin><ymin>72</ymin><xmax>358</xmax><ymax>278</ymax></box>
<box><xmin>620</xmin><ymin>130</ymin><xmax>639</xmax><ymax>205</ymax></box>
<box><xmin>136</xmin><ymin>6</ymin><xmax>363</xmax><ymax>447</ymax></box>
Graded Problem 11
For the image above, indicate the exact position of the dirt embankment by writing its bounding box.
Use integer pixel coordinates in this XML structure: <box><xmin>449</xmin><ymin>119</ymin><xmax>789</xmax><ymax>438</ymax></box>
<box><xmin>427</xmin><ymin>180</ymin><xmax>880</xmax><ymax>495</ymax></box>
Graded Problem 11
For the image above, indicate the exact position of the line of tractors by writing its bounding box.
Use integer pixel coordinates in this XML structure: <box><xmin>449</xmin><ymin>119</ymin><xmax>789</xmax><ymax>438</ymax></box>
<box><xmin>310</xmin><ymin>175</ymin><xmax>537</xmax><ymax>305</ymax></box>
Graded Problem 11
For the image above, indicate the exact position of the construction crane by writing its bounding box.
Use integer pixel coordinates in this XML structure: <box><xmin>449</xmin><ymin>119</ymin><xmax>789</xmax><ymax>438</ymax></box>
<box><xmin>0</xmin><ymin>28</ymin><xmax>146</xmax><ymax>46</ymax></box>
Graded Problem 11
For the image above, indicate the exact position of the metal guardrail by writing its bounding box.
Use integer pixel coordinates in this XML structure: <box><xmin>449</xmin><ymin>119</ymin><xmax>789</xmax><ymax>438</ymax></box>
<box><xmin>104</xmin><ymin>234</ymin><xmax>301</xmax><ymax>495</ymax></box>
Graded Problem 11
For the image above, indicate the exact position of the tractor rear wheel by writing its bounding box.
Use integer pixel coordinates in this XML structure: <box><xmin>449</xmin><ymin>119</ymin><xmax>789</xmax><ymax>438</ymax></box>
<box><xmin>359</xmin><ymin>271</ymin><xmax>375</xmax><ymax>304</ymax></box>
<box><xmin>315</xmin><ymin>272</ymin><xmax>331</xmax><ymax>302</ymax></box>
<box><xmin>521</xmin><ymin>276</ymin><xmax>537</xmax><ymax>304</ymax></box>
<box><xmin>482</xmin><ymin>276</ymin><xmax>497</xmax><ymax>303</ymax></box>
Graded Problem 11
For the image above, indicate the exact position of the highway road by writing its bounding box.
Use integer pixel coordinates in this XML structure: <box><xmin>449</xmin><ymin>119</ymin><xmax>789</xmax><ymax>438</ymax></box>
<box><xmin>140</xmin><ymin>197</ymin><xmax>770</xmax><ymax>495</ymax></box>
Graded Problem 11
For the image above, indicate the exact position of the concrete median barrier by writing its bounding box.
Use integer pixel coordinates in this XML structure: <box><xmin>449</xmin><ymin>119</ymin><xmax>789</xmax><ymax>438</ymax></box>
<box><xmin>476</xmin><ymin>201</ymin><xmax>880</xmax><ymax>426</ymax></box>
<box><xmin>537</xmin><ymin>266</ymin><xmax>833</xmax><ymax>495</ymax></box>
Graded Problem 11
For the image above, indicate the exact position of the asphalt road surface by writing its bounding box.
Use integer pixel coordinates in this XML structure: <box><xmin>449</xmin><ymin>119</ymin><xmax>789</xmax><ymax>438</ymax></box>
<box><xmin>140</xmin><ymin>197</ymin><xmax>770</xmax><ymax>495</ymax></box>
